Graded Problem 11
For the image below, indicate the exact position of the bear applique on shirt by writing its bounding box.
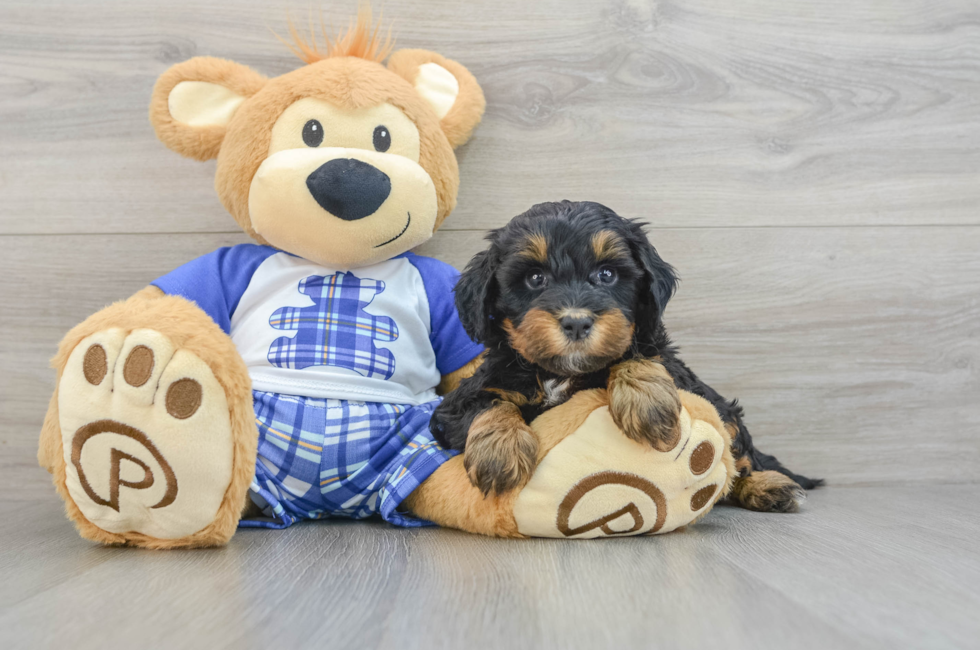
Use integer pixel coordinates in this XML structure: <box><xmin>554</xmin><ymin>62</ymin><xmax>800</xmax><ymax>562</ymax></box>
<box><xmin>267</xmin><ymin>271</ymin><xmax>399</xmax><ymax>379</ymax></box>
<box><xmin>152</xmin><ymin>244</ymin><xmax>483</xmax><ymax>406</ymax></box>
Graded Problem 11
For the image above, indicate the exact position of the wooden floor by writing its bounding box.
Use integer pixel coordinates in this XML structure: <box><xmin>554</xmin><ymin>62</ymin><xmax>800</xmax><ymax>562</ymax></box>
<box><xmin>1</xmin><ymin>0</ymin><xmax>978</xmax><ymax>647</ymax></box>
<box><xmin>2</xmin><ymin>486</ymin><xmax>978</xmax><ymax>649</ymax></box>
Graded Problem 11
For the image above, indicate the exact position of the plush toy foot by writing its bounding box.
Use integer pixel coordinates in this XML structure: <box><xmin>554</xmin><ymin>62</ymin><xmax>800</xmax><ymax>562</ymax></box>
<box><xmin>56</xmin><ymin>328</ymin><xmax>244</xmax><ymax>547</ymax></box>
<box><xmin>514</xmin><ymin>390</ymin><xmax>735</xmax><ymax>538</ymax></box>
<box><xmin>408</xmin><ymin>389</ymin><xmax>737</xmax><ymax>539</ymax></box>
<box><xmin>730</xmin><ymin>470</ymin><xmax>806</xmax><ymax>513</ymax></box>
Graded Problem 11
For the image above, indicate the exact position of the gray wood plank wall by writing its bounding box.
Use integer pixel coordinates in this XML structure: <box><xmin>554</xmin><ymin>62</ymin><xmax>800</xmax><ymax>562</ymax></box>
<box><xmin>1</xmin><ymin>0</ymin><xmax>978</xmax><ymax>498</ymax></box>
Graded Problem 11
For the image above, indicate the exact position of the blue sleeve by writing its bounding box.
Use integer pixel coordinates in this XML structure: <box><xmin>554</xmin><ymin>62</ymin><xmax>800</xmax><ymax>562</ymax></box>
<box><xmin>405</xmin><ymin>254</ymin><xmax>485</xmax><ymax>375</ymax></box>
<box><xmin>151</xmin><ymin>244</ymin><xmax>279</xmax><ymax>333</ymax></box>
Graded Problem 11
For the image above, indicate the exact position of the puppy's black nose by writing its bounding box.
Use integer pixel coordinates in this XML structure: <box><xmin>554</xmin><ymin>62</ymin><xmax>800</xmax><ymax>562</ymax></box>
<box><xmin>559</xmin><ymin>315</ymin><xmax>594</xmax><ymax>341</ymax></box>
<box><xmin>306</xmin><ymin>158</ymin><xmax>391</xmax><ymax>221</ymax></box>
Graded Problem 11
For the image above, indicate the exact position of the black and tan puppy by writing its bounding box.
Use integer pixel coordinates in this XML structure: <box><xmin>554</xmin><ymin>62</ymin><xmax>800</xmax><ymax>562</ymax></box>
<box><xmin>431</xmin><ymin>200</ymin><xmax>821</xmax><ymax>511</ymax></box>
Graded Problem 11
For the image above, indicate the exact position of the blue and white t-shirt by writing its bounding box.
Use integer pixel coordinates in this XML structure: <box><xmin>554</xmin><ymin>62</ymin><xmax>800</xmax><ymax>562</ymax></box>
<box><xmin>152</xmin><ymin>245</ymin><xmax>483</xmax><ymax>406</ymax></box>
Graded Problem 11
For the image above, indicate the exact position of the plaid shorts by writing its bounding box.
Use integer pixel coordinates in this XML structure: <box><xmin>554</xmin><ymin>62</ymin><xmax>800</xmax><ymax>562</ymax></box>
<box><xmin>240</xmin><ymin>390</ymin><xmax>457</xmax><ymax>530</ymax></box>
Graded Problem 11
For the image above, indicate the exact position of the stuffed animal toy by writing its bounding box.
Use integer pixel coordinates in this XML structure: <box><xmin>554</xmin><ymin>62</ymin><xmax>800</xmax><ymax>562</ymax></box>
<box><xmin>37</xmin><ymin>11</ymin><xmax>735</xmax><ymax>548</ymax></box>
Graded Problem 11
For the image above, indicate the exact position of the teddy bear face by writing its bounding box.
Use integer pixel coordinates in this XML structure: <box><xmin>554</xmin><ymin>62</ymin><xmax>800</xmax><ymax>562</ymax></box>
<box><xmin>150</xmin><ymin>31</ymin><xmax>485</xmax><ymax>269</ymax></box>
<box><xmin>214</xmin><ymin>57</ymin><xmax>458</xmax><ymax>267</ymax></box>
<box><xmin>251</xmin><ymin>97</ymin><xmax>436</xmax><ymax>266</ymax></box>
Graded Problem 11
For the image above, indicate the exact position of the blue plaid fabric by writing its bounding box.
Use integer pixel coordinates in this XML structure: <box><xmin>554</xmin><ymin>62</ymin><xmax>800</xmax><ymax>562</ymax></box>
<box><xmin>267</xmin><ymin>272</ymin><xmax>399</xmax><ymax>380</ymax></box>
<box><xmin>240</xmin><ymin>390</ymin><xmax>457</xmax><ymax>529</ymax></box>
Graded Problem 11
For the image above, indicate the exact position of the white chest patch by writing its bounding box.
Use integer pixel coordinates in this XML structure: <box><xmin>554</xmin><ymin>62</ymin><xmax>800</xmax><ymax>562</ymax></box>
<box><xmin>542</xmin><ymin>378</ymin><xmax>573</xmax><ymax>407</ymax></box>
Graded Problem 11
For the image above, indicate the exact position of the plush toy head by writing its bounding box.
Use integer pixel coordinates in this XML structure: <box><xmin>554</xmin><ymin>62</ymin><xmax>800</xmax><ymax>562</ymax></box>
<box><xmin>149</xmin><ymin>11</ymin><xmax>485</xmax><ymax>268</ymax></box>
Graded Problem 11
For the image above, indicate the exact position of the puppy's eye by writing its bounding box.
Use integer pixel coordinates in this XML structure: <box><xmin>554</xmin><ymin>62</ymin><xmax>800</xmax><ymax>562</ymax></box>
<box><xmin>373</xmin><ymin>125</ymin><xmax>391</xmax><ymax>152</ymax></box>
<box><xmin>525</xmin><ymin>271</ymin><xmax>549</xmax><ymax>290</ymax></box>
<box><xmin>303</xmin><ymin>120</ymin><xmax>324</xmax><ymax>147</ymax></box>
<box><xmin>592</xmin><ymin>266</ymin><xmax>618</xmax><ymax>286</ymax></box>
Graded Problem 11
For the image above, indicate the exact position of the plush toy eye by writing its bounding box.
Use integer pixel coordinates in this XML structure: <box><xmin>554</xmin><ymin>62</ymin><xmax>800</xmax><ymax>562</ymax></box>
<box><xmin>592</xmin><ymin>266</ymin><xmax>618</xmax><ymax>286</ymax></box>
<box><xmin>303</xmin><ymin>120</ymin><xmax>324</xmax><ymax>147</ymax></box>
<box><xmin>525</xmin><ymin>271</ymin><xmax>549</xmax><ymax>290</ymax></box>
<box><xmin>373</xmin><ymin>125</ymin><xmax>391</xmax><ymax>152</ymax></box>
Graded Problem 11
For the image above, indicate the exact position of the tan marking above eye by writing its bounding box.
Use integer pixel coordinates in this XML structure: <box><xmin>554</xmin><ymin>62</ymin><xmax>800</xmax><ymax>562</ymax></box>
<box><xmin>591</xmin><ymin>231</ymin><xmax>629</xmax><ymax>261</ymax></box>
<box><xmin>520</xmin><ymin>233</ymin><xmax>548</xmax><ymax>263</ymax></box>
<box><xmin>268</xmin><ymin>98</ymin><xmax>421</xmax><ymax>162</ymax></box>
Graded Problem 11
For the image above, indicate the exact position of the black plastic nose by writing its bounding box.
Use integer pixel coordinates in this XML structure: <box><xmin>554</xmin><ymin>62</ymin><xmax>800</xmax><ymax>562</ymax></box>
<box><xmin>306</xmin><ymin>158</ymin><xmax>391</xmax><ymax>221</ymax></box>
<box><xmin>559</xmin><ymin>315</ymin><xmax>595</xmax><ymax>341</ymax></box>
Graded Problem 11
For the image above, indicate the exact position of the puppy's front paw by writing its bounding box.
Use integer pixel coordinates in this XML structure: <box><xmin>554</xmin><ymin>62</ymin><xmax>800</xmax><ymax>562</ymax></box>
<box><xmin>608</xmin><ymin>359</ymin><xmax>682</xmax><ymax>452</ymax></box>
<box><xmin>463</xmin><ymin>403</ymin><xmax>539</xmax><ymax>496</ymax></box>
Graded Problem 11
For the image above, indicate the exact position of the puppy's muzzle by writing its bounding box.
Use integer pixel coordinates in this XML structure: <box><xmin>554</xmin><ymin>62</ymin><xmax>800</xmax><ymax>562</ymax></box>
<box><xmin>306</xmin><ymin>158</ymin><xmax>391</xmax><ymax>221</ymax></box>
<box><xmin>559</xmin><ymin>314</ymin><xmax>594</xmax><ymax>342</ymax></box>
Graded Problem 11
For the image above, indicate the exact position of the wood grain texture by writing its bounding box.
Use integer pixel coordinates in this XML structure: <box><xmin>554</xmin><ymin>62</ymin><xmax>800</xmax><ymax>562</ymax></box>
<box><xmin>0</xmin><ymin>0</ymin><xmax>978</xmax><ymax>234</ymax></box>
<box><xmin>1</xmin><ymin>1</ymin><xmax>979</xmax><ymax>644</ymax></box>
<box><xmin>1</xmin><ymin>486</ymin><xmax>978</xmax><ymax>649</ymax></box>
<box><xmin>3</xmin><ymin>227</ymin><xmax>978</xmax><ymax>499</ymax></box>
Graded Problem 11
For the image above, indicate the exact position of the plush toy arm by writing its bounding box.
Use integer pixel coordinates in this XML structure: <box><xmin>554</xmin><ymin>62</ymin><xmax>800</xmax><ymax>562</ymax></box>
<box><xmin>436</xmin><ymin>353</ymin><xmax>483</xmax><ymax>395</ymax></box>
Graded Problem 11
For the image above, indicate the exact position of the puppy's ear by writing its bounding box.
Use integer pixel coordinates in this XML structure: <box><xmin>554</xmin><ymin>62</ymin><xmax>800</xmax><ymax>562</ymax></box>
<box><xmin>150</xmin><ymin>57</ymin><xmax>267</xmax><ymax>161</ymax></box>
<box><xmin>387</xmin><ymin>49</ymin><xmax>486</xmax><ymax>148</ymax></box>
<box><xmin>626</xmin><ymin>223</ymin><xmax>678</xmax><ymax>322</ymax></box>
<box><xmin>454</xmin><ymin>247</ymin><xmax>499</xmax><ymax>343</ymax></box>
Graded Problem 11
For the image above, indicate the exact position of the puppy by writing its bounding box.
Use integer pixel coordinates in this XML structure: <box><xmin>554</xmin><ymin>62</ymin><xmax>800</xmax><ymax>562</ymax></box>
<box><xmin>431</xmin><ymin>201</ymin><xmax>821</xmax><ymax>511</ymax></box>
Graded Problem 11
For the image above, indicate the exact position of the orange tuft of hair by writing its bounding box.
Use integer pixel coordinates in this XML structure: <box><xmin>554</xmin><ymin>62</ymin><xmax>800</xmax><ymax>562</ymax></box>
<box><xmin>276</xmin><ymin>3</ymin><xmax>394</xmax><ymax>65</ymax></box>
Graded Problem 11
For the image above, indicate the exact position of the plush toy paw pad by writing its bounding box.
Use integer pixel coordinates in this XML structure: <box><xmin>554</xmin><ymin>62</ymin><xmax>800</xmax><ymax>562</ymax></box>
<box><xmin>58</xmin><ymin>329</ymin><xmax>234</xmax><ymax>540</ymax></box>
<box><xmin>514</xmin><ymin>400</ymin><xmax>732</xmax><ymax>538</ymax></box>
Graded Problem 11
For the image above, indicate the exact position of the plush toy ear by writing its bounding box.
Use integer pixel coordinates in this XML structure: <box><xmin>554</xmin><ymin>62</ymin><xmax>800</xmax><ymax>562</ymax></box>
<box><xmin>387</xmin><ymin>49</ymin><xmax>486</xmax><ymax>148</ymax></box>
<box><xmin>149</xmin><ymin>57</ymin><xmax>267</xmax><ymax>161</ymax></box>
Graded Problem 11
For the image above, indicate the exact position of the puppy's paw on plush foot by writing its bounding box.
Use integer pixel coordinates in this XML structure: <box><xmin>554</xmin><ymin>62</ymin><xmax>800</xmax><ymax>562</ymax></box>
<box><xmin>464</xmin><ymin>403</ymin><xmax>539</xmax><ymax>496</ymax></box>
<box><xmin>731</xmin><ymin>470</ymin><xmax>806</xmax><ymax>513</ymax></box>
<box><xmin>58</xmin><ymin>328</ymin><xmax>237</xmax><ymax>545</ymax></box>
<box><xmin>608</xmin><ymin>360</ymin><xmax>682</xmax><ymax>452</ymax></box>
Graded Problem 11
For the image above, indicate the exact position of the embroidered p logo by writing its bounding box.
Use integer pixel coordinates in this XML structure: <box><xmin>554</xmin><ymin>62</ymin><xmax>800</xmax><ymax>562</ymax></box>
<box><xmin>556</xmin><ymin>471</ymin><xmax>668</xmax><ymax>537</ymax></box>
<box><xmin>71</xmin><ymin>419</ymin><xmax>178</xmax><ymax>512</ymax></box>
<box><xmin>268</xmin><ymin>272</ymin><xmax>399</xmax><ymax>379</ymax></box>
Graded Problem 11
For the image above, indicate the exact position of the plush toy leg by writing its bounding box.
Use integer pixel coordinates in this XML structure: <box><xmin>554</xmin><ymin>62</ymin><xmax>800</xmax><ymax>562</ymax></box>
<box><xmin>39</xmin><ymin>287</ymin><xmax>257</xmax><ymax>549</ymax></box>
<box><xmin>403</xmin><ymin>456</ymin><xmax>524</xmax><ymax>537</ymax></box>
<box><xmin>408</xmin><ymin>389</ymin><xmax>736</xmax><ymax>539</ymax></box>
